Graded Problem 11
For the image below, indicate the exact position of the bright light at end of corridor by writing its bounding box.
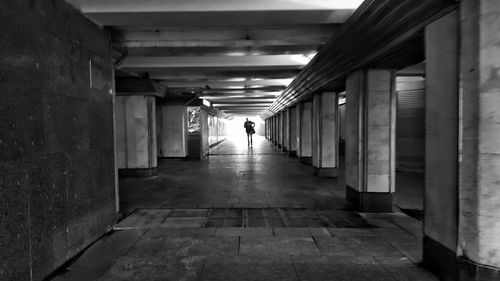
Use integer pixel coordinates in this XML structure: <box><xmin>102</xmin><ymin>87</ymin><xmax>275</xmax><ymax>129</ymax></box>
<box><xmin>227</xmin><ymin>116</ymin><xmax>264</xmax><ymax>146</ymax></box>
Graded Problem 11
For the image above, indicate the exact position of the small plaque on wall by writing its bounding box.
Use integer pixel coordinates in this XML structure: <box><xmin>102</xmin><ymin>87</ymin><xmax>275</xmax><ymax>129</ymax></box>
<box><xmin>89</xmin><ymin>59</ymin><xmax>103</xmax><ymax>90</ymax></box>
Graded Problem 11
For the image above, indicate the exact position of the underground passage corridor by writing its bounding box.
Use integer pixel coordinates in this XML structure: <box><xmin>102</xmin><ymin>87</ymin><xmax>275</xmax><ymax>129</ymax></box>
<box><xmin>52</xmin><ymin>136</ymin><xmax>435</xmax><ymax>281</ymax></box>
<box><xmin>3</xmin><ymin>0</ymin><xmax>500</xmax><ymax>280</ymax></box>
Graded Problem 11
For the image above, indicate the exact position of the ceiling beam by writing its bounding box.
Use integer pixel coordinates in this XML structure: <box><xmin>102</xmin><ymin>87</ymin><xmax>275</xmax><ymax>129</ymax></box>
<box><xmin>213</xmin><ymin>103</ymin><xmax>272</xmax><ymax>107</ymax></box>
<box><xmin>163</xmin><ymin>79</ymin><xmax>293</xmax><ymax>88</ymax></box>
<box><xmin>113</xmin><ymin>25</ymin><xmax>338</xmax><ymax>49</ymax></box>
<box><xmin>126</xmin><ymin>45</ymin><xmax>320</xmax><ymax>57</ymax></box>
<box><xmin>121</xmin><ymin>55</ymin><xmax>312</xmax><ymax>68</ymax></box>
<box><xmin>150</xmin><ymin>69</ymin><xmax>301</xmax><ymax>80</ymax></box>
<box><xmin>66</xmin><ymin>0</ymin><xmax>363</xmax><ymax>13</ymax></box>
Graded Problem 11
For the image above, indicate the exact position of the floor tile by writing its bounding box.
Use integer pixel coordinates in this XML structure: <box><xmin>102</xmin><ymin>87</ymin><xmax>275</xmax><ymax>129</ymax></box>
<box><xmin>99</xmin><ymin>255</ymin><xmax>205</xmax><ymax>281</ymax></box>
<box><xmin>199</xmin><ymin>263</ymin><xmax>298</xmax><ymax>281</ymax></box>
<box><xmin>294</xmin><ymin>263</ymin><xmax>395</xmax><ymax>281</ymax></box>
<box><xmin>239</xmin><ymin>236</ymin><xmax>321</xmax><ymax>256</ymax></box>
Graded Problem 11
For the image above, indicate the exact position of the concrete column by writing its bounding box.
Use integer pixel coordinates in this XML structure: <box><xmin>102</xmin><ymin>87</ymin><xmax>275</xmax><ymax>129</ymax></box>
<box><xmin>270</xmin><ymin>116</ymin><xmax>274</xmax><ymax>143</ymax></box>
<box><xmin>268</xmin><ymin>118</ymin><xmax>272</xmax><ymax>142</ymax></box>
<box><xmin>271</xmin><ymin>116</ymin><xmax>274</xmax><ymax>142</ymax></box>
<box><xmin>288</xmin><ymin>106</ymin><xmax>297</xmax><ymax>157</ymax></box>
<box><xmin>298</xmin><ymin>101</ymin><xmax>313</xmax><ymax>165</ymax></box>
<box><xmin>423</xmin><ymin>10</ymin><xmax>460</xmax><ymax>280</ymax></box>
<box><xmin>281</xmin><ymin>110</ymin><xmax>289</xmax><ymax>152</ymax></box>
<box><xmin>157</xmin><ymin>104</ymin><xmax>187</xmax><ymax>158</ymax></box>
<box><xmin>274</xmin><ymin>115</ymin><xmax>279</xmax><ymax>145</ymax></box>
<box><xmin>459</xmin><ymin>0</ymin><xmax>500</xmax><ymax>273</ymax></box>
<box><xmin>116</xmin><ymin>95</ymin><xmax>157</xmax><ymax>177</ymax></box>
<box><xmin>265</xmin><ymin>119</ymin><xmax>269</xmax><ymax>140</ymax></box>
<box><xmin>277</xmin><ymin>113</ymin><xmax>282</xmax><ymax>148</ymax></box>
<box><xmin>424</xmin><ymin>3</ymin><xmax>500</xmax><ymax>279</ymax></box>
<box><xmin>312</xmin><ymin>92</ymin><xmax>339</xmax><ymax>177</ymax></box>
<box><xmin>295</xmin><ymin>104</ymin><xmax>302</xmax><ymax>158</ymax></box>
<box><xmin>345</xmin><ymin>69</ymin><xmax>396</xmax><ymax>212</ymax></box>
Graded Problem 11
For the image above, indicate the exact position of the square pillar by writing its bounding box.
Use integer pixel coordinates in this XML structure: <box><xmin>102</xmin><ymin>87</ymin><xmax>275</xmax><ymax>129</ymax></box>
<box><xmin>458</xmin><ymin>0</ymin><xmax>500</xmax><ymax>275</ymax></box>
<box><xmin>423</xmin><ymin>10</ymin><xmax>460</xmax><ymax>280</ymax></box>
<box><xmin>312</xmin><ymin>92</ymin><xmax>339</xmax><ymax>177</ymax></box>
<box><xmin>277</xmin><ymin>114</ymin><xmax>282</xmax><ymax>148</ymax></box>
<box><xmin>281</xmin><ymin>110</ymin><xmax>289</xmax><ymax>152</ymax></box>
<box><xmin>422</xmin><ymin>3</ymin><xmax>500</xmax><ymax>280</ymax></box>
<box><xmin>288</xmin><ymin>106</ymin><xmax>297</xmax><ymax>157</ymax></box>
<box><xmin>273</xmin><ymin>115</ymin><xmax>279</xmax><ymax>145</ymax></box>
<box><xmin>298</xmin><ymin>101</ymin><xmax>313</xmax><ymax>165</ymax></box>
<box><xmin>265</xmin><ymin>119</ymin><xmax>268</xmax><ymax>139</ymax></box>
<box><xmin>116</xmin><ymin>95</ymin><xmax>157</xmax><ymax>177</ymax></box>
<box><xmin>269</xmin><ymin>117</ymin><xmax>273</xmax><ymax>142</ymax></box>
<box><xmin>345</xmin><ymin>69</ymin><xmax>396</xmax><ymax>212</ymax></box>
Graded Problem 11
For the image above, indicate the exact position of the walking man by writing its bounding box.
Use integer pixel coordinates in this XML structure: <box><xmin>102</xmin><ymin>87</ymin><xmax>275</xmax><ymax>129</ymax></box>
<box><xmin>244</xmin><ymin>118</ymin><xmax>255</xmax><ymax>146</ymax></box>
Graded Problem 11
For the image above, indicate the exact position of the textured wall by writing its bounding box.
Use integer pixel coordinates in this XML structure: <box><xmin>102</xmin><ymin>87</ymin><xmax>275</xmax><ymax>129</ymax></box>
<box><xmin>0</xmin><ymin>1</ymin><xmax>116</xmax><ymax>280</ymax></box>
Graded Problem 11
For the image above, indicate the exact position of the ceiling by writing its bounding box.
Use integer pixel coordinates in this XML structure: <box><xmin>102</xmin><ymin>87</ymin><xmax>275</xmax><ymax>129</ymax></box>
<box><xmin>65</xmin><ymin>0</ymin><xmax>363</xmax><ymax>116</ymax></box>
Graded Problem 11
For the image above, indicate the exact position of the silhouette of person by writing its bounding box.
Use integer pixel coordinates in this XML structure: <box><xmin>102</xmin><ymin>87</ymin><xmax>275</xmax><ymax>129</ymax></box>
<box><xmin>244</xmin><ymin>118</ymin><xmax>256</xmax><ymax>146</ymax></box>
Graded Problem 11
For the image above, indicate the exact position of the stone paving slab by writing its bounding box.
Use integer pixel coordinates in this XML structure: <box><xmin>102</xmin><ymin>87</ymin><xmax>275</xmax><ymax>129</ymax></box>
<box><xmin>291</xmin><ymin>255</ymin><xmax>378</xmax><ymax>265</ymax></box>
<box><xmin>273</xmin><ymin>227</ymin><xmax>311</xmax><ymax>237</ymax></box>
<box><xmin>98</xmin><ymin>255</ymin><xmax>205</xmax><ymax>281</ymax></box>
<box><xmin>214</xmin><ymin>227</ymin><xmax>273</xmax><ymax>237</ymax></box>
<box><xmin>199</xmin><ymin>263</ymin><xmax>298</xmax><ymax>281</ymax></box>
<box><xmin>376</xmin><ymin>257</ymin><xmax>439</xmax><ymax>281</ymax></box>
<box><xmin>128</xmin><ymin>235</ymin><xmax>239</xmax><ymax>258</ymax></box>
<box><xmin>294</xmin><ymin>263</ymin><xmax>394</xmax><ymax>281</ymax></box>
<box><xmin>313</xmin><ymin>236</ymin><xmax>358</xmax><ymax>256</ymax></box>
<box><xmin>52</xmin><ymin>230</ymin><xmax>146</xmax><ymax>281</ymax></box>
<box><xmin>239</xmin><ymin>236</ymin><xmax>321</xmax><ymax>256</ymax></box>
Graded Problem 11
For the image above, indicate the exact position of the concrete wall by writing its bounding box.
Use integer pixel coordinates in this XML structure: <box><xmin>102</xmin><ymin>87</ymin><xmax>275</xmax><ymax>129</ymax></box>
<box><xmin>157</xmin><ymin>104</ymin><xmax>187</xmax><ymax>158</ymax></box>
<box><xmin>116</xmin><ymin>96</ymin><xmax>157</xmax><ymax>169</ymax></box>
<box><xmin>424</xmin><ymin>10</ymin><xmax>459</xmax><ymax>253</ymax></box>
<box><xmin>0</xmin><ymin>1</ymin><xmax>116</xmax><ymax>280</ymax></box>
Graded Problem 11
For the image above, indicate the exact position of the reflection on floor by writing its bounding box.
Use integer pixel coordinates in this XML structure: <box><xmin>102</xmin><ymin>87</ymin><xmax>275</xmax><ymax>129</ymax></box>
<box><xmin>52</xmin><ymin>135</ymin><xmax>436</xmax><ymax>281</ymax></box>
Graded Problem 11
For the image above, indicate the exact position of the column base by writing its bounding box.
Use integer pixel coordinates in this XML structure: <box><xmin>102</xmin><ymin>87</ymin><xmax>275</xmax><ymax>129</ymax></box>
<box><xmin>346</xmin><ymin>185</ymin><xmax>393</xmax><ymax>212</ymax></box>
<box><xmin>277</xmin><ymin>144</ymin><xmax>282</xmax><ymax>149</ymax></box>
<box><xmin>423</xmin><ymin>236</ymin><xmax>458</xmax><ymax>281</ymax></box>
<box><xmin>288</xmin><ymin>151</ymin><xmax>297</xmax><ymax>157</ymax></box>
<box><xmin>282</xmin><ymin>147</ymin><xmax>288</xmax><ymax>152</ymax></box>
<box><xmin>119</xmin><ymin>167</ymin><xmax>157</xmax><ymax>177</ymax></box>
<box><xmin>458</xmin><ymin>256</ymin><xmax>500</xmax><ymax>281</ymax></box>
<box><xmin>298</xmin><ymin>156</ymin><xmax>312</xmax><ymax>165</ymax></box>
<box><xmin>423</xmin><ymin>236</ymin><xmax>500</xmax><ymax>281</ymax></box>
<box><xmin>314</xmin><ymin>167</ymin><xmax>337</xmax><ymax>178</ymax></box>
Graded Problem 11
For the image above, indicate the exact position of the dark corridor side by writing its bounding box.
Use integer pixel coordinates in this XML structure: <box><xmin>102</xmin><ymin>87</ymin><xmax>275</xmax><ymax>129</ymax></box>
<box><xmin>0</xmin><ymin>1</ymin><xmax>117</xmax><ymax>280</ymax></box>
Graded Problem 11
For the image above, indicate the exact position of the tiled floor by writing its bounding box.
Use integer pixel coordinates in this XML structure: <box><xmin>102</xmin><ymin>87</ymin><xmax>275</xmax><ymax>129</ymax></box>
<box><xmin>52</xmin><ymin>135</ymin><xmax>436</xmax><ymax>281</ymax></box>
